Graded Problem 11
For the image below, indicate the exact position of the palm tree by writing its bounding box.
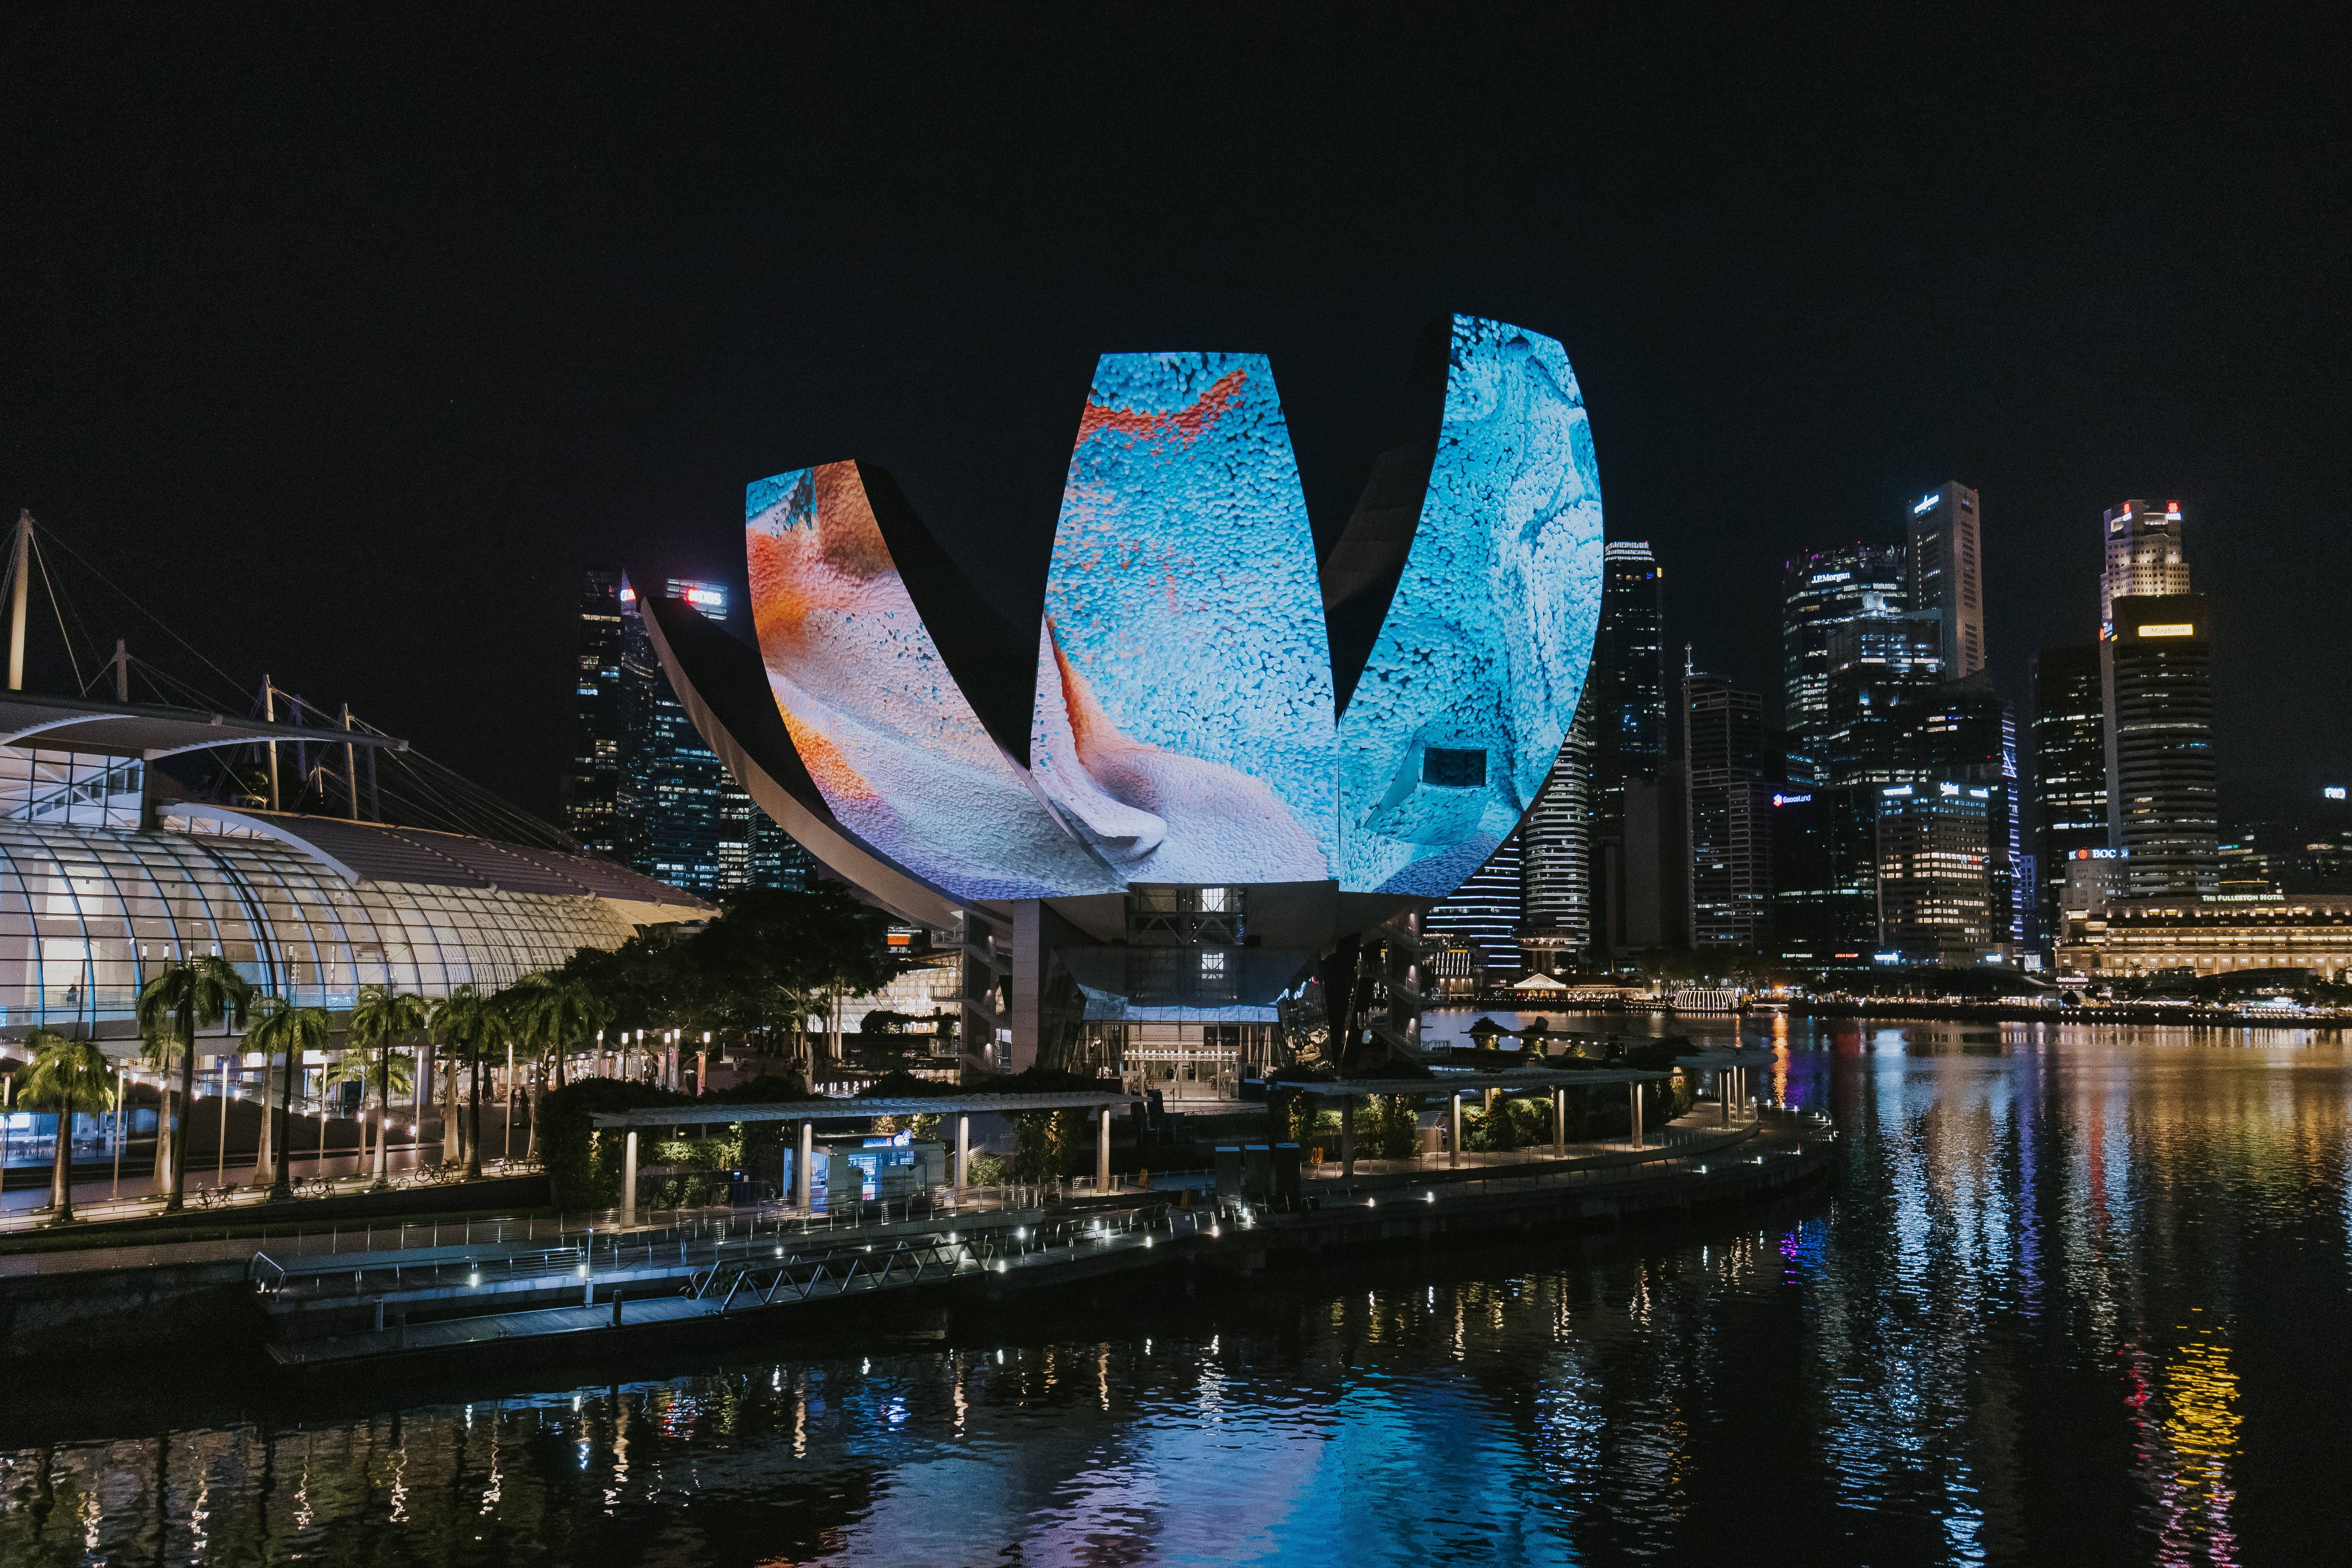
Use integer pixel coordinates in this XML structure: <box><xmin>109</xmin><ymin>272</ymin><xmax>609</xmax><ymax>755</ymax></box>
<box><xmin>321</xmin><ymin>1046</ymin><xmax>410</xmax><ymax>1173</ymax></box>
<box><xmin>501</xmin><ymin>972</ymin><xmax>610</xmax><ymax>1156</ymax></box>
<box><xmin>247</xmin><ymin>998</ymin><xmax>332</xmax><ymax>1199</ymax></box>
<box><xmin>347</xmin><ymin>984</ymin><xmax>429</xmax><ymax>1190</ymax></box>
<box><xmin>532</xmin><ymin>974</ymin><xmax>611</xmax><ymax>1092</ymax></box>
<box><xmin>431</xmin><ymin>985</ymin><xmax>501</xmax><ymax>1180</ymax></box>
<box><xmin>18</xmin><ymin>1030</ymin><xmax>113</xmax><ymax>1222</ymax></box>
<box><xmin>136</xmin><ymin>956</ymin><xmax>253</xmax><ymax>1212</ymax></box>
<box><xmin>136</xmin><ymin>1022</ymin><xmax>176</xmax><ymax>1200</ymax></box>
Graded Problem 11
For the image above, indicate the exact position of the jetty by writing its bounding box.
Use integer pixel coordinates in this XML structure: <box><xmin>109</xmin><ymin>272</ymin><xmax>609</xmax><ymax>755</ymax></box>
<box><xmin>243</xmin><ymin>1102</ymin><xmax>1832</xmax><ymax>1375</ymax></box>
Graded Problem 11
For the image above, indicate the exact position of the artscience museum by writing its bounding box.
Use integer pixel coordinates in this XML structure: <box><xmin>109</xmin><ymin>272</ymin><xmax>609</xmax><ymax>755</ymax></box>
<box><xmin>644</xmin><ymin>314</ymin><xmax>1602</xmax><ymax>1084</ymax></box>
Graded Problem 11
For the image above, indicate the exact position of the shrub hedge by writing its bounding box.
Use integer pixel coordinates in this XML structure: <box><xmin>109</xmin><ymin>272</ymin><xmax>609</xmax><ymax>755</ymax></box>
<box><xmin>538</xmin><ymin>1072</ymin><xmax>822</xmax><ymax>1208</ymax></box>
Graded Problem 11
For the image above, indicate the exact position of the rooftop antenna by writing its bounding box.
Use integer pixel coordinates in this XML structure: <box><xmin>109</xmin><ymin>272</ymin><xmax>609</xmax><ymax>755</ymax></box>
<box><xmin>7</xmin><ymin>511</ymin><xmax>30</xmax><ymax>692</ymax></box>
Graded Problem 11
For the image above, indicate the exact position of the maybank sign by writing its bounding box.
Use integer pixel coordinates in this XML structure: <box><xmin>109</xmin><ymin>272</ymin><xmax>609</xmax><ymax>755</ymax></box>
<box><xmin>1913</xmin><ymin>491</ymin><xmax>1942</xmax><ymax>515</ymax></box>
<box><xmin>2136</xmin><ymin>622</ymin><xmax>2197</xmax><ymax>639</ymax></box>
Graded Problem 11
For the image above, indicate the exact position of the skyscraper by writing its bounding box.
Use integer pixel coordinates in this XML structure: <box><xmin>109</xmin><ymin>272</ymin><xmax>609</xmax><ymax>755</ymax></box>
<box><xmin>1876</xmin><ymin>782</ymin><xmax>1996</xmax><ymax>964</ymax></box>
<box><xmin>2032</xmin><ymin>643</ymin><xmax>2107</xmax><ymax>947</ymax></box>
<box><xmin>1781</xmin><ymin>543</ymin><xmax>1906</xmax><ymax>773</ymax></box>
<box><xmin>1595</xmin><ymin>543</ymin><xmax>1669</xmax><ymax>791</ymax></box>
<box><xmin>1906</xmin><ymin>673</ymin><xmax>2024</xmax><ymax>953</ymax></box>
<box><xmin>617</xmin><ymin>577</ymin><xmax>748</xmax><ymax>893</ymax></box>
<box><xmin>571</xmin><ymin>566</ymin><xmax>814</xmax><ymax>896</ymax></box>
<box><xmin>2099</xmin><ymin>499</ymin><xmax>2190</xmax><ymax>622</ymax></box>
<box><xmin>1590</xmin><ymin>542</ymin><xmax>1668</xmax><ymax>954</ymax></box>
<box><xmin>1684</xmin><ymin>672</ymin><xmax>1775</xmax><ymax>952</ymax></box>
<box><xmin>1769</xmin><ymin>783</ymin><xmax>1881</xmax><ymax>963</ymax></box>
<box><xmin>1619</xmin><ymin>770</ymin><xmax>1689</xmax><ymax>953</ymax></box>
<box><xmin>1519</xmin><ymin>695</ymin><xmax>1593</xmax><ymax>974</ymax></box>
<box><xmin>561</xmin><ymin>566</ymin><xmax>628</xmax><ymax>857</ymax></box>
<box><xmin>2096</xmin><ymin>500</ymin><xmax>2214</xmax><ymax>898</ymax></box>
<box><xmin>1905</xmin><ymin>481</ymin><xmax>1984</xmax><ymax>678</ymax></box>
<box><xmin>2103</xmin><ymin>594</ymin><xmax>2218</xmax><ymax>896</ymax></box>
<box><xmin>1818</xmin><ymin>609</ymin><xmax>1944</xmax><ymax>787</ymax></box>
<box><xmin>1424</xmin><ymin>829</ymin><xmax>1523</xmax><ymax>978</ymax></box>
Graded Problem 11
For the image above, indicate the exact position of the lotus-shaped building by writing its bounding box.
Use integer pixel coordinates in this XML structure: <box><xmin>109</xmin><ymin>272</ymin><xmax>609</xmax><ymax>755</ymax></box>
<box><xmin>646</xmin><ymin>314</ymin><xmax>1601</xmax><ymax>1075</ymax></box>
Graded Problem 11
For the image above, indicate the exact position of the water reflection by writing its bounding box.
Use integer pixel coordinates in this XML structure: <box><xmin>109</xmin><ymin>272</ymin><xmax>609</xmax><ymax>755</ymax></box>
<box><xmin>1</xmin><ymin>1020</ymin><xmax>2344</xmax><ymax>1566</ymax></box>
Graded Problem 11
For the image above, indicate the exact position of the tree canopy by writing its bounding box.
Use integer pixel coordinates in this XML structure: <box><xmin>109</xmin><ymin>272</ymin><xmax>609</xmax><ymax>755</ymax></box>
<box><xmin>555</xmin><ymin>883</ymin><xmax>907</xmax><ymax>1057</ymax></box>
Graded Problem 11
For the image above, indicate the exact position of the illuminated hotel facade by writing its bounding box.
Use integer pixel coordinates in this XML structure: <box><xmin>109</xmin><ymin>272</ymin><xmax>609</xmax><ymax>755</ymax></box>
<box><xmin>2057</xmin><ymin>897</ymin><xmax>2352</xmax><ymax>982</ymax></box>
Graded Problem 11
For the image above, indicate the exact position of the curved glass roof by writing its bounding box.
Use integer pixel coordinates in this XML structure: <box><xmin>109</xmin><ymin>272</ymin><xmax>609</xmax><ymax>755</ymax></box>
<box><xmin>0</xmin><ymin>817</ymin><xmax>686</xmax><ymax>1035</ymax></box>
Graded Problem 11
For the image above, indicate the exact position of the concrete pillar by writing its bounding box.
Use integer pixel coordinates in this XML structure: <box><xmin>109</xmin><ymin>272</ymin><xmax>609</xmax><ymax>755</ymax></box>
<box><xmin>1629</xmin><ymin>1082</ymin><xmax>1644</xmax><ymax>1149</ymax></box>
<box><xmin>1096</xmin><ymin>1106</ymin><xmax>1112</xmax><ymax>1190</ymax></box>
<box><xmin>622</xmin><ymin>1129</ymin><xmax>638</xmax><ymax>1219</ymax></box>
<box><xmin>1341</xmin><ymin>1097</ymin><xmax>1356</xmax><ymax>1179</ymax></box>
<box><xmin>1553</xmin><ymin>1088</ymin><xmax>1565</xmax><ymax>1153</ymax></box>
<box><xmin>1450</xmin><ymin>1092</ymin><xmax>1462</xmax><ymax>1168</ymax></box>
<box><xmin>1722</xmin><ymin>1069</ymin><xmax>1730</xmax><ymax>1125</ymax></box>
<box><xmin>955</xmin><ymin>1114</ymin><xmax>971</xmax><ymax>1192</ymax></box>
<box><xmin>796</xmin><ymin>1121</ymin><xmax>814</xmax><ymax>1210</ymax></box>
<box><xmin>1009</xmin><ymin>899</ymin><xmax>1043</xmax><ymax>1072</ymax></box>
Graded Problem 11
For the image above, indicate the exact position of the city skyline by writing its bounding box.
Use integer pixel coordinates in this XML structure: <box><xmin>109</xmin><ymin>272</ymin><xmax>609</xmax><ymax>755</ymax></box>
<box><xmin>5</xmin><ymin>12</ymin><xmax>2344</xmax><ymax>833</ymax></box>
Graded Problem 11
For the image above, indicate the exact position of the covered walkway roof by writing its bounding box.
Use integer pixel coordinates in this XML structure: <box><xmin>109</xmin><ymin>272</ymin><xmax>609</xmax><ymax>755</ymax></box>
<box><xmin>0</xmin><ymin>691</ymin><xmax>408</xmax><ymax>758</ymax></box>
<box><xmin>590</xmin><ymin>1091</ymin><xmax>1138</xmax><ymax>1129</ymax></box>
<box><xmin>1285</xmin><ymin>1069</ymin><xmax>1672</xmax><ymax>1096</ymax></box>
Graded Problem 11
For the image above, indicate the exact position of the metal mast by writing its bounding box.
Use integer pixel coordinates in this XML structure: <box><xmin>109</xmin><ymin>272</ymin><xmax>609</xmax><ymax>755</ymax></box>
<box><xmin>341</xmin><ymin>702</ymin><xmax>359</xmax><ymax>821</ymax></box>
<box><xmin>7</xmin><ymin>511</ymin><xmax>30</xmax><ymax>692</ymax></box>
<box><xmin>261</xmin><ymin>675</ymin><xmax>282</xmax><ymax>811</ymax></box>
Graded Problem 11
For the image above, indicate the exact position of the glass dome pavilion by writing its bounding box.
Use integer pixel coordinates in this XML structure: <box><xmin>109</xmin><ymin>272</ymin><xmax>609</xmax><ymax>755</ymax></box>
<box><xmin>0</xmin><ymin>696</ymin><xmax>703</xmax><ymax>1041</ymax></box>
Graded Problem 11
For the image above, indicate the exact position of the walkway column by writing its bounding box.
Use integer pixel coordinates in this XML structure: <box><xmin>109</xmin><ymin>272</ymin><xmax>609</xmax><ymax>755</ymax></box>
<box><xmin>1553</xmin><ymin>1088</ymin><xmax>1565</xmax><ymax>1154</ymax></box>
<box><xmin>622</xmin><ymin>1129</ymin><xmax>638</xmax><ymax>1219</ymax></box>
<box><xmin>796</xmin><ymin>1121</ymin><xmax>814</xmax><ymax>1210</ymax></box>
<box><xmin>1096</xmin><ymin>1106</ymin><xmax>1112</xmax><ymax>1191</ymax></box>
<box><xmin>1628</xmin><ymin>1082</ymin><xmax>1644</xmax><ymax>1149</ymax></box>
<box><xmin>1341</xmin><ymin>1097</ymin><xmax>1356</xmax><ymax>1179</ymax></box>
<box><xmin>1450</xmin><ymin>1092</ymin><xmax>1462</xmax><ymax>1168</ymax></box>
<box><xmin>955</xmin><ymin>1113</ymin><xmax>971</xmax><ymax>1193</ymax></box>
<box><xmin>1721</xmin><ymin>1069</ymin><xmax>1730</xmax><ymax>1125</ymax></box>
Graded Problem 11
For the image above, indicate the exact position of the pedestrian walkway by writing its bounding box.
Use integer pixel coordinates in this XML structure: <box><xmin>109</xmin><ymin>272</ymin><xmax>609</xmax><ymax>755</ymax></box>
<box><xmin>0</xmin><ymin>1142</ymin><xmax>449</xmax><ymax>1227</ymax></box>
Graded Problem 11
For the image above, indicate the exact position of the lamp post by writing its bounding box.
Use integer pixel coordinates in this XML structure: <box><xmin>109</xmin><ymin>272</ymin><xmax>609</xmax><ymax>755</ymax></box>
<box><xmin>111</xmin><ymin>1065</ymin><xmax>124</xmax><ymax>1202</ymax></box>
<box><xmin>503</xmin><ymin>1041</ymin><xmax>515</xmax><ymax>1163</ymax></box>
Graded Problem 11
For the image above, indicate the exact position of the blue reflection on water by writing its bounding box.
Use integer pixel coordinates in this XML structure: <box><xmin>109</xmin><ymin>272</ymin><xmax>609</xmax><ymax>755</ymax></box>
<box><xmin>2</xmin><ymin>1017</ymin><xmax>2345</xmax><ymax>1566</ymax></box>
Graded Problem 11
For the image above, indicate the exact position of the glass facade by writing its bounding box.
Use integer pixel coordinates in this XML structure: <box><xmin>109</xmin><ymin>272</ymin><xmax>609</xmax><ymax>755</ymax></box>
<box><xmin>0</xmin><ymin>818</ymin><xmax>639</xmax><ymax>1033</ymax></box>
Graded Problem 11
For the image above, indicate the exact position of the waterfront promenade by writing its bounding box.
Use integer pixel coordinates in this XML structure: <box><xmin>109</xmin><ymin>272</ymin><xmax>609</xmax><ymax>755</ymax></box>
<box><xmin>0</xmin><ymin>1103</ymin><xmax>1835</xmax><ymax>1377</ymax></box>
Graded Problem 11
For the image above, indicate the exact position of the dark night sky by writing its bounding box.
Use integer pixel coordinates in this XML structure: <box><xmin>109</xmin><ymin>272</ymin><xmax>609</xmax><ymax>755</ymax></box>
<box><xmin>5</xmin><ymin>7</ymin><xmax>2348</xmax><ymax>826</ymax></box>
